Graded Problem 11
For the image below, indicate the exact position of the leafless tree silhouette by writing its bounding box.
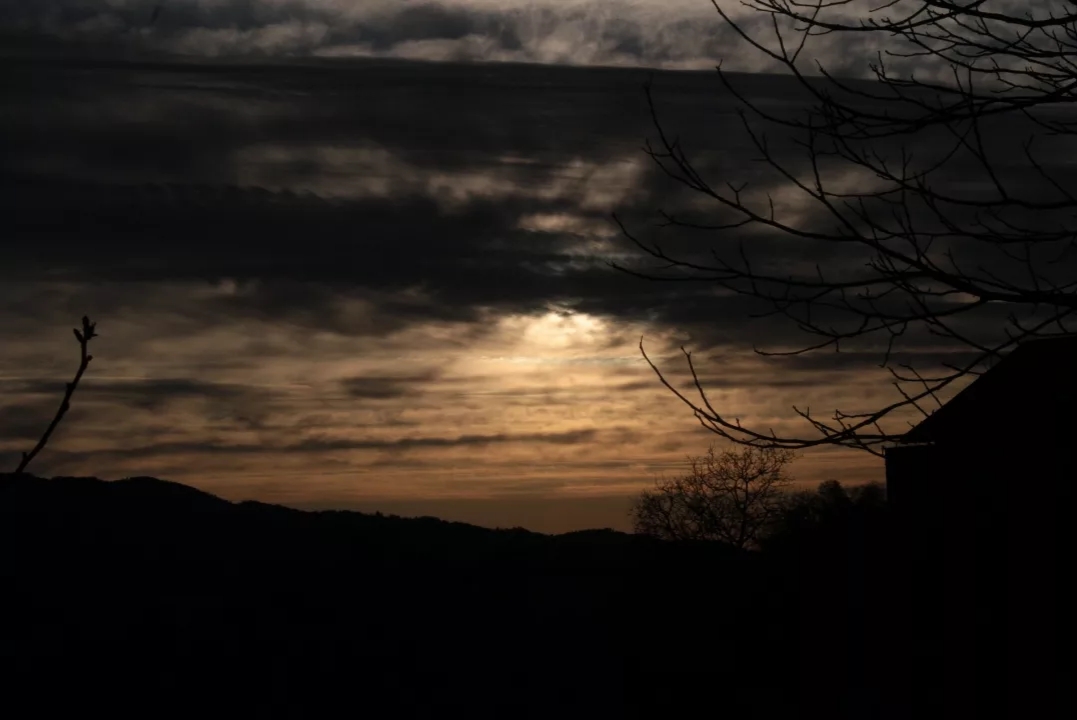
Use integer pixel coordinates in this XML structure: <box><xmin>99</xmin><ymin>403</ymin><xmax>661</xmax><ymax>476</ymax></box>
<box><xmin>15</xmin><ymin>316</ymin><xmax>98</xmax><ymax>474</ymax></box>
<box><xmin>631</xmin><ymin>445</ymin><xmax>795</xmax><ymax>549</ymax></box>
<box><xmin>614</xmin><ymin>1</ymin><xmax>1077</xmax><ymax>456</ymax></box>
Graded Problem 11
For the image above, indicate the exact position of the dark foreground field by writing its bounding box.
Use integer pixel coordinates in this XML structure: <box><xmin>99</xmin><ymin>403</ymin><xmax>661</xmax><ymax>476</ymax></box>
<box><xmin>0</xmin><ymin>473</ymin><xmax>1067</xmax><ymax>717</ymax></box>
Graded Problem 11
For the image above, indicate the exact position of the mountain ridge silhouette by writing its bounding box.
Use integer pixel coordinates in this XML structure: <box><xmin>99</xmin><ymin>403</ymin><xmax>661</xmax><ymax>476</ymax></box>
<box><xmin>0</xmin><ymin>471</ymin><xmax>748</xmax><ymax>572</ymax></box>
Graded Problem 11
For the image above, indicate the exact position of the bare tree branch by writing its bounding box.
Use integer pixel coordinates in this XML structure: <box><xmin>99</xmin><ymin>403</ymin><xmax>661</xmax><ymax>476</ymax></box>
<box><xmin>631</xmin><ymin>445</ymin><xmax>796</xmax><ymax>550</ymax></box>
<box><xmin>614</xmin><ymin>1</ymin><xmax>1077</xmax><ymax>455</ymax></box>
<box><xmin>15</xmin><ymin>316</ymin><xmax>98</xmax><ymax>475</ymax></box>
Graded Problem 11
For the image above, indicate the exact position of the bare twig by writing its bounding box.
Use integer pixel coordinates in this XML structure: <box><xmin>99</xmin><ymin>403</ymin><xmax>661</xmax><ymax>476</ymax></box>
<box><xmin>15</xmin><ymin>316</ymin><xmax>98</xmax><ymax>474</ymax></box>
<box><xmin>631</xmin><ymin>445</ymin><xmax>796</xmax><ymax>550</ymax></box>
<box><xmin>616</xmin><ymin>1</ymin><xmax>1077</xmax><ymax>453</ymax></box>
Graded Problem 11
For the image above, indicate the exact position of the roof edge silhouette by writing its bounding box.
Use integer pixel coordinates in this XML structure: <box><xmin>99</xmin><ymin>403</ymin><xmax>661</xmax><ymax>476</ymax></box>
<box><xmin>899</xmin><ymin>334</ymin><xmax>1077</xmax><ymax>445</ymax></box>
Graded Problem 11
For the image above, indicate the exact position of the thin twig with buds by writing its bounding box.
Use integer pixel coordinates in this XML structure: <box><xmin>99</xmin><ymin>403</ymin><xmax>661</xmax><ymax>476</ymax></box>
<box><xmin>15</xmin><ymin>316</ymin><xmax>98</xmax><ymax>474</ymax></box>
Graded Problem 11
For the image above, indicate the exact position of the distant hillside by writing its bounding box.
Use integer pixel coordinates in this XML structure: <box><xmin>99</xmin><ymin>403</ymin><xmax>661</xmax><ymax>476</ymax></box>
<box><xmin>0</xmin><ymin>472</ymin><xmax>746</xmax><ymax>576</ymax></box>
<box><xmin>0</xmin><ymin>472</ymin><xmax>902</xmax><ymax>718</ymax></box>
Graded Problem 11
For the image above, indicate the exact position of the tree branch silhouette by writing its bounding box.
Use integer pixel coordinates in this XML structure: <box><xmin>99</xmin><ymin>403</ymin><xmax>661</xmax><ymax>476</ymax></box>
<box><xmin>631</xmin><ymin>445</ymin><xmax>795</xmax><ymax>550</ymax></box>
<box><xmin>15</xmin><ymin>316</ymin><xmax>98</xmax><ymax>474</ymax></box>
<box><xmin>613</xmin><ymin>0</ymin><xmax>1077</xmax><ymax>456</ymax></box>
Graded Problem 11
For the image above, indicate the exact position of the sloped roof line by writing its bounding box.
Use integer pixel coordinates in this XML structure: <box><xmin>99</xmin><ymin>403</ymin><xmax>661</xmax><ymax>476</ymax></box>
<box><xmin>900</xmin><ymin>335</ymin><xmax>1077</xmax><ymax>444</ymax></box>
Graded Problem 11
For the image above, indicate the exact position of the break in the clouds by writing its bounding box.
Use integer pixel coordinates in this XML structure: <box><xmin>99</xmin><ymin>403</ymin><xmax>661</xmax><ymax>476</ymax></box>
<box><xmin>2</xmin><ymin>19</ymin><xmax>1066</xmax><ymax>530</ymax></box>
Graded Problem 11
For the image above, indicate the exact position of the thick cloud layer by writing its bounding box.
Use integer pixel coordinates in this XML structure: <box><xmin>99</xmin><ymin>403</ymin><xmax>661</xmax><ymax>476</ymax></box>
<box><xmin>2</xmin><ymin>0</ymin><xmax>1050</xmax><ymax>77</ymax></box>
<box><xmin>0</xmin><ymin>1</ymin><xmax>729</xmax><ymax>66</ymax></box>
<box><xmin>0</xmin><ymin>0</ymin><xmax>910</xmax><ymax>73</ymax></box>
<box><xmin>2</xmin><ymin>28</ymin><xmax>1066</xmax><ymax>529</ymax></box>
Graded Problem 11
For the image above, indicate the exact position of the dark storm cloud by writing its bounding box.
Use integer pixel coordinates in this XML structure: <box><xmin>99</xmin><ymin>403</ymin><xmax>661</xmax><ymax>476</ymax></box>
<box><xmin>3</xmin><ymin>50</ymin><xmax>1071</xmax><ymax>382</ymax></box>
<box><xmin>2</xmin><ymin>0</ymin><xmax>1045</xmax><ymax>76</ymax></box>
<box><xmin>0</xmin><ymin>59</ymin><xmax>655</xmax><ymax>333</ymax></box>
<box><xmin>0</xmin><ymin>59</ymin><xmax>864</xmax><ymax>336</ymax></box>
<box><xmin>0</xmin><ymin>1</ymin><xmax>760</xmax><ymax>69</ymax></box>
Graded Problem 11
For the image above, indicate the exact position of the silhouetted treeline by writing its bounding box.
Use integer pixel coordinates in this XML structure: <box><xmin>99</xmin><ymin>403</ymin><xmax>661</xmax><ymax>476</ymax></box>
<box><xmin>0</xmin><ymin>472</ymin><xmax>1060</xmax><ymax>718</ymax></box>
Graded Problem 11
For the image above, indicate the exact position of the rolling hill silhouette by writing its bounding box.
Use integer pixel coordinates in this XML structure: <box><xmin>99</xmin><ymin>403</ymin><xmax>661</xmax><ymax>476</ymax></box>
<box><xmin>0</xmin><ymin>473</ymin><xmax>916</xmax><ymax>717</ymax></box>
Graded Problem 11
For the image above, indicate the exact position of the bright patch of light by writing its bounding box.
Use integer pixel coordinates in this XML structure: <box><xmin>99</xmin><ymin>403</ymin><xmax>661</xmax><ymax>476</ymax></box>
<box><xmin>520</xmin><ymin>310</ymin><xmax>607</xmax><ymax>350</ymax></box>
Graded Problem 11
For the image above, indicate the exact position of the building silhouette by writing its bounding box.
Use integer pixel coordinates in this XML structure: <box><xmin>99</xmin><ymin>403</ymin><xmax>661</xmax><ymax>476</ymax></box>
<box><xmin>885</xmin><ymin>335</ymin><xmax>1076</xmax><ymax>715</ymax></box>
<box><xmin>887</xmin><ymin>334</ymin><xmax>1076</xmax><ymax>517</ymax></box>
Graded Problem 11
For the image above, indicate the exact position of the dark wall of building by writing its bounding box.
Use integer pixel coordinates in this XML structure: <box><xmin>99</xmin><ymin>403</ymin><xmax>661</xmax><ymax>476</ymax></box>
<box><xmin>886</xmin><ymin>441</ymin><xmax>1074</xmax><ymax>551</ymax></box>
<box><xmin>885</xmin><ymin>441</ymin><xmax>1074</xmax><ymax>700</ymax></box>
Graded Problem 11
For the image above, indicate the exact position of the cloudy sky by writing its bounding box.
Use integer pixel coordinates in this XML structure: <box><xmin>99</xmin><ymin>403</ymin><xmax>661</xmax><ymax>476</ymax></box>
<box><xmin>1</xmin><ymin>0</ymin><xmax>934</xmax><ymax>74</ymax></box>
<box><xmin>0</xmin><ymin>1</ymin><xmax>1052</xmax><ymax>532</ymax></box>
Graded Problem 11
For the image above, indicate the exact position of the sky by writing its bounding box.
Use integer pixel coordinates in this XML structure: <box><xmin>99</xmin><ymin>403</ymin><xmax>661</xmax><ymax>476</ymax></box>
<box><xmin>0</xmin><ymin>1</ymin><xmax>1057</xmax><ymax>532</ymax></box>
<box><xmin>0</xmin><ymin>0</ymin><xmax>945</xmax><ymax>74</ymax></box>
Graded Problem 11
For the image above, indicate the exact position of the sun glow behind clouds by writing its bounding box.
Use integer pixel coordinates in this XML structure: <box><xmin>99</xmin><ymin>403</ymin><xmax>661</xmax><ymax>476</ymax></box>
<box><xmin>0</xmin><ymin>283</ymin><xmax>886</xmax><ymax>522</ymax></box>
<box><xmin>521</xmin><ymin>309</ymin><xmax>607</xmax><ymax>350</ymax></box>
<box><xmin>0</xmin><ymin>49</ymin><xmax>911</xmax><ymax>529</ymax></box>
<box><xmin>472</xmin><ymin>309</ymin><xmax>635</xmax><ymax>368</ymax></box>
